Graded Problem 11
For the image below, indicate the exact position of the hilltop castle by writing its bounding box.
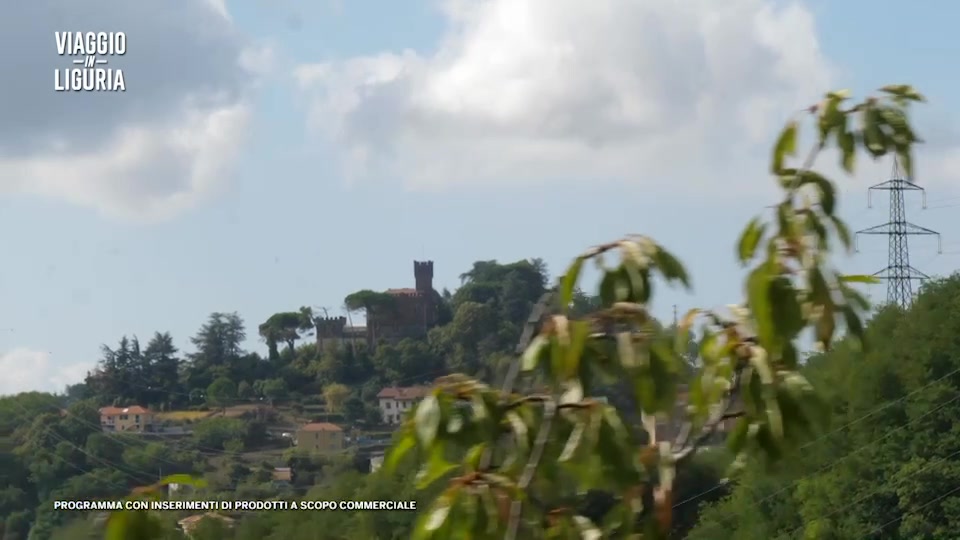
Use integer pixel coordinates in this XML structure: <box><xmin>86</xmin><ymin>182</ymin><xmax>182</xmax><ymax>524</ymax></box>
<box><xmin>315</xmin><ymin>261</ymin><xmax>440</xmax><ymax>349</ymax></box>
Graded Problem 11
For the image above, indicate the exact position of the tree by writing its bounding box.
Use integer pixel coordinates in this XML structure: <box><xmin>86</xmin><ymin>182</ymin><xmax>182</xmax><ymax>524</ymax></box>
<box><xmin>687</xmin><ymin>274</ymin><xmax>960</xmax><ymax>539</ymax></box>
<box><xmin>206</xmin><ymin>377</ymin><xmax>237</xmax><ymax>413</ymax></box>
<box><xmin>256</xmin><ymin>378</ymin><xmax>287</xmax><ymax>406</ymax></box>
<box><xmin>258</xmin><ymin>311</ymin><xmax>310</xmax><ymax>361</ymax></box>
<box><xmin>322</xmin><ymin>384</ymin><xmax>351</xmax><ymax>421</ymax></box>
<box><xmin>382</xmin><ymin>85</ymin><xmax>925</xmax><ymax>539</ymax></box>
<box><xmin>237</xmin><ymin>380</ymin><xmax>254</xmax><ymax>400</ymax></box>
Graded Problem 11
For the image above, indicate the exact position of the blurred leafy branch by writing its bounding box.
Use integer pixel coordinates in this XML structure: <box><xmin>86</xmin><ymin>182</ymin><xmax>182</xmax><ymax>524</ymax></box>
<box><xmin>382</xmin><ymin>84</ymin><xmax>926</xmax><ymax>540</ymax></box>
<box><xmin>102</xmin><ymin>84</ymin><xmax>925</xmax><ymax>540</ymax></box>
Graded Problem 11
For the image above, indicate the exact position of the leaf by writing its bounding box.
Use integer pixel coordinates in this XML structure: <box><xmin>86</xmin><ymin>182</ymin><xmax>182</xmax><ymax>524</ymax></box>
<box><xmin>617</xmin><ymin>332</ymin><xmax>638</xmax><ymax>369</ymax></box>
<box><xmin>829</xmin><ymin>215</ymin><xmax>853</xmax><ymax>251</ymax></box>
<box><xmin>561</xmin><ymin>257</ymin><xmax>585</xmax><ymax>311</ymax></box>
<box><xmin>561</xmin><ymin>380</ymin><xmax>585</xmax><ymax>406</ymax></box>
<box><xmin>769</xmin><ymin>277</ymin><xmax>804</xmax><ymax>340</ymax></box>
<box><xmin>766</xmin><ymin>397</ymin><xmax>784</xmax><ymax>441</ymax></box>
<box><xmin>797</xmin><ymin>171</ymin><xmax>836</xmax><ymax>215</ymax></box>
<box><xmin>599</xmin><ymin>270</ymin><xmax>618</xmax><ymax>307</ymax></box>
<box><xmin>842</xmin><ymin>305</ymin><xmax>866</xmax><ymax>346</ymax></box>
<box><xmin>737</xmin><ymin>217</ymin><xmax>766</xmax><ymax>265</ymax></box>
<box><xmin>818</xmin><ymin>96</ymin><xmax>845</xmax><ymax>146</ymax></box>
<box><xmin>573</xmin><ymin>515</ymin><xmax>603</xmax><ymax>540</ymax></box>
<box><xmin>424</xmin><ymin>496</ymin><xmax>453</xmax><ymax>532</ymax></box>
<box><xmin>415</xmin><ymin>394</ymin><xmax>442</xmax><ymax>447</ymax></box>
<box><xmin>880</xmin><ymin>84</ymin><xmax>926</xmax><ymax>102</ymax></box>
<box><xmin>563</xmin><ymin>320</ymin><xmax>592</xmax><ymax>379</ymax></box>
<box><xmin>104</xmin><ymin>511</ymin><xmax>131</xmax><ymax>540</ymax></box>
<box><xmin>839</xmin><ymin>131</ymin><xmax>856</xmax><ymax>173</ymax></box>
<box><xmin>747</xmin><ymin>265</ymin><xmax>775</xmax><ymax>351</ymax></box>
<box><xmin>898</xmin><ymin>148</ymin><xmax>914</xmax><ymax>179</ymax></box>
<box><xmin>772</xmin><ymin>121</ymin><xmax>798</xmax><ymax>173</ymax></box>
<box><xmin>465</xmin><ymin>443</ymin><xmax>487</xmax><ymax>469</ymax></box>
<box><xmin>560</xmin><ymin>421</ymin><xmax>586</xmax><ymax>462</ymax></box>
<box><xmin>863</xmin><ymin>106</ymin><xmax>887</xmax><ymax>157</ymax></box>
<box><xmin>384</xmin><ymin>434</ymin><xmax>416</xmax><ymax>473</ymax></box>
<box><xmin>522</xmin><ymin>334</ymin><xmax>549</xmax><ymax>372</ymax></box>
<box><xmin>840</xmin><ymin>282</ymin><xmax>872</xmax><ymax>311</ymax></box>
<box><xmin>652</xmin><ymin>246</ymin><xmax>691</xmax><ymax>289</ymax></box>
<box><xmin>815</xmin><ymin>306</ymin><xmax>836</xmax><ymax>349</ymax></box>
<box><xmin>416</xmin><ymin>446</ymin><xmax>459</xmax><ymax>489</ymax></box>
<box><xmin>839</xmin><ymin>274</ymin><xmax>880</xmax><ymax>284</ymax></box>
<box><xmin>726</xmin><ymin>418</ymin><xmax>750</xmax><ymax>455</ymax></box>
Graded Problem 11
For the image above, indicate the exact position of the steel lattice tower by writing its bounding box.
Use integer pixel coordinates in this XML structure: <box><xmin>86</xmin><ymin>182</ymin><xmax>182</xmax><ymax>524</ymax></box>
<box><xmin>855</xmin><ymin>157</ymin><xmax>942</xmax><ymax>308</ymax></box>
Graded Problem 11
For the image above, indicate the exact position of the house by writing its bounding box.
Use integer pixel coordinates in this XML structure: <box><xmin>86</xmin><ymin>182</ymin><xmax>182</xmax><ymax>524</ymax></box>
<box><xmin>377</xmin><ymin>386</ymin><xmax>430</xmax><ymax>425</ymax></box>
<box><xmin>272</xmin><ymin>467</ymin><xmax>292</xmax><ymax>484</ymax></box>
<box><xmin>98</xmin><ymin>405</ymin><xmax>155</xmax><ymax>432</ymax></box>
<box><xmin>654</xmin><ymin>384</ymin><xmax>736</xmax><ymax>444</ymax></box>
<box><xmin>295</xmin><ymin>422</ymin><xmax>345</xmax><ymax>452</ymax></box>
<box><xmin>369</xmin><ymin>452</ymin><xmax>384</xmax><ymax>473</ymax></box>
<box><xmin>177</xmin><ymin>513</ymin><xmax>235</xmax><ymax>538</ymax></box>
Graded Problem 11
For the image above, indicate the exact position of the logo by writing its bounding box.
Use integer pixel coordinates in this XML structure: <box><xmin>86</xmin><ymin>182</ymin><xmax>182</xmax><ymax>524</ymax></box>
<box><xmin>54</xmin><ymin>32</ymin><xmax>126</xmax><ymax>92</ymax></box>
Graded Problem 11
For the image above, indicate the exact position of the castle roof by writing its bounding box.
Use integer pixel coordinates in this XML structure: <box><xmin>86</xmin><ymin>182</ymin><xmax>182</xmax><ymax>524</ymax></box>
<box><xmin>386</xmin><ymin>288</ymin><xmax>420</xmax><ymax>295</ymax></box>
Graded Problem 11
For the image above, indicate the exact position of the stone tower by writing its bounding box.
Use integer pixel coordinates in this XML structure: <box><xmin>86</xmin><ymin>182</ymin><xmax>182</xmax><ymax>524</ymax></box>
<box><xmin>414</xmin><ymin>261</ymin><xmax>433</xmax><ymax>293</ymax></box>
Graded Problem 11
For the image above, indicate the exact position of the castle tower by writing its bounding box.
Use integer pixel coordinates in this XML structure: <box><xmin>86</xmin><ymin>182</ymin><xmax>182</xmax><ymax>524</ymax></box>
<box><xmin>414</xmin><ymin>261</ymin><xmax>433</xmax><ymax>293</ymax></box>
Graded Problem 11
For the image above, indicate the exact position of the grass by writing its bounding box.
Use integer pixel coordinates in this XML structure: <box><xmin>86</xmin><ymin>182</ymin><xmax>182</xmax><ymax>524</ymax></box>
<box><xmin>156</xmin><ymin>410</ymin><xmax>211</xmax><ymax>421</ymax></box>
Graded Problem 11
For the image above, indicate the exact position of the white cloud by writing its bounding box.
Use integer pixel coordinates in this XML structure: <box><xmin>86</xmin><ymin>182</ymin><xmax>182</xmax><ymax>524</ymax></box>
<box><xmin>295</xmin><ymin>0</ymin><xmax>836</xmax><ymax>193</ymax></box>
<box><xmin>0</xmin><ymin>0</ymin><xmax>260</xmax><ymax>221</ymax></box>
<box><xmin>0</xmin><ymin>348</ymin><xmax>90</xmax><ymax>396</ymax></box>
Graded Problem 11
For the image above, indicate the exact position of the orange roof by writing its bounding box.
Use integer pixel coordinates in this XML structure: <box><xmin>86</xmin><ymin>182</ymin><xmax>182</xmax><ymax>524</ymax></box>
<box><xmin>377</xmin><ymin>386</ymin><xmax>430</xmax><ymax>400</ymax></box>
<box><xmin>99</xmin><ymin>406</ymin><xmax>151</xmax><ymax>415</ymax></box>
<box><xmin>299</xmin><ymin>422</ymin><xmax>342</xmax><ymax>432</ymax></box>
<box><xmin>386</xmin><ymin>288</ymin><xmax>420</xmax><ymax>295</ymax></box>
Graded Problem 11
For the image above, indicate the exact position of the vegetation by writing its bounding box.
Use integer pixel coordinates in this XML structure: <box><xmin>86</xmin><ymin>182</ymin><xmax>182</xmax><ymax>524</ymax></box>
<box><xmin>1</xmin><ymin>83</ymin><xmax>956</xmax><ymax>540</ymax></box>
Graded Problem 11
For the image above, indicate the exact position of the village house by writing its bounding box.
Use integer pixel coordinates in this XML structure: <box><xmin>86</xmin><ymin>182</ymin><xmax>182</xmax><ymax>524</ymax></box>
<box><xmin>294</xmin><ymin>422</ymin><xmax>345</xmax><ymax>453</ymax></box>
<box><xmin>98</xmin><ymin>405</ymin><xmax>155</xmax><ymax>433</ymax></box>
<box><xmin>272</xmin><ymin>467</ymin><xmax>292</xmax><ymax>485</ymax></box>
<box><xmin>377</xmin><ymin>386</ymin><xmax>430</xmax><ymax>425</ymax></box>
<box><xmin>369</xmin><ymin>452</ymin><xmax>384</xmax><ymax>473</ymax></box>
<box><xmin>654</xmin><ymin>384</ymin><xmax>737</xmax><ymax>444</ymax></box>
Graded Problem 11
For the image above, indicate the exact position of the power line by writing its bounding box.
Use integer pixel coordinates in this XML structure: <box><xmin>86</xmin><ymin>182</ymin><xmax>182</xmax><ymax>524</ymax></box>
<box><xmin>855</xmin><ymin>156</ymin><xmax>942</xmax><ymax>308</ymax></box>
<box><xmin>780</xmin><ymin>446</ymin><xmax>960</xmax><ymax>538</ymax></box>
<box><xmin>867</xmin><ymin>484</ymin><xmax>960</xmax><ymax>536</ymax></box>
<box><xmin>673</xmin><ymin>365</ymin><xmax>960</xmax><ymax>513</ymax></box>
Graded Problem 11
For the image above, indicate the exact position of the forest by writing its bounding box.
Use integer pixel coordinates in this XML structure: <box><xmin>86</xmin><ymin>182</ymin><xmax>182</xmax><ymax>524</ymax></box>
<box><xmin>0</xmin><ymin>258</ymin><xmax>572</xmax><ymax>539</ymax></box>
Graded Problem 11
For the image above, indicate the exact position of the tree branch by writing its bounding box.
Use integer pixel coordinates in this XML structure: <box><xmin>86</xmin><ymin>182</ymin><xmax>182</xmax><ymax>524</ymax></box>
<box><xmin>672</xmin><ymin>366</ymin><xmax>745</xmax><ymax>465</ymax></box>
<box><xmin>506</xmin><ymin>398</ymin><xmax>557</xmax><ymax>540</ymax></box>
<box><xmin>479</xmin><ymin>291</ymin><xmax>556</xmax><ymax>472</ymax></box>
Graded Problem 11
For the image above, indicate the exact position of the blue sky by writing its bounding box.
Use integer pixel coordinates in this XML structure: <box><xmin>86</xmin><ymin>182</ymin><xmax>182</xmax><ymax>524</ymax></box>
<box><xmin>1</xmin><ymin>0</ymin><xmax>958</xmax><ymax>395</ymax></box>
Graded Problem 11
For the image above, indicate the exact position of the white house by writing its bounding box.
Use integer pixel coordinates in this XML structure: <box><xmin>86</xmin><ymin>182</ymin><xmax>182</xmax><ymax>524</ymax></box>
<box><xmin>377</xmin><ymin>386</ymin><xmax>429</xmax><ymax>425</ymax></box>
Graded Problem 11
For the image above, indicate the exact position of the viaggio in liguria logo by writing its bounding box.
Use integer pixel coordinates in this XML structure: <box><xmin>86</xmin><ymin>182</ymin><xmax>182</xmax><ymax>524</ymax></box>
<box><xmin>54</xmin><ymin>32</ymin><xmax>126</xmax><ymax>92</ymax></box>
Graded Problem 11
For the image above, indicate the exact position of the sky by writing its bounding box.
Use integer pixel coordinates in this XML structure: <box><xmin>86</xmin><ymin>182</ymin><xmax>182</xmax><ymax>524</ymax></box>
<box><xmin>1</xmin><ymin>0</ymin><xmax>958</xmax><ymax>396</ymax></box>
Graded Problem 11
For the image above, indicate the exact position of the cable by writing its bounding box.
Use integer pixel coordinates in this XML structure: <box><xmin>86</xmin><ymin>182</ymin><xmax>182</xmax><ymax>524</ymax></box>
<box><xmin>866</xmin><ymin>484</ymin><xmax>960</xmax><ymax>537</ymax></box>
<box><xmin>673</xmin><ymin>365</ymin><xmax>960</xmax><ymax>512</ymax></box>
<box><xmin>779</xmin><ymin>446</ymin><xmax>960</xmax><ymax>539</ymax></box>
<box><xmin>5</xmin><ymin>396</ymin><xmax>159</xmax><ymax>488</ymax></box>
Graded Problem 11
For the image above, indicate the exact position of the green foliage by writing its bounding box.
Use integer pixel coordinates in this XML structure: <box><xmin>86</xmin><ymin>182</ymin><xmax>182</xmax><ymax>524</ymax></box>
<box><xmin>380</xmin><ymin>85</ymin><xmax>924</xmax><ymax>539</ymax></box>
<box><xmin>687</xmin><ymin>275</ymin><xmax>960</xmax><ymax>539</ymax></box>
<box><xmin>344</xmin><ymin>290</ymin><xmax>398</xmax><ymax>312</ymax></box>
